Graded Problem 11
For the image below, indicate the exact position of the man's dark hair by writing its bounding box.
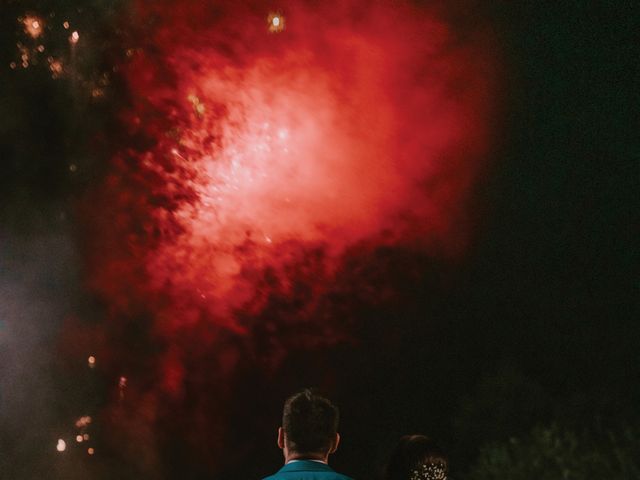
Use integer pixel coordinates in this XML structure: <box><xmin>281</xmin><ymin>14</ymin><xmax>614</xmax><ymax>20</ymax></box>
<box><xmin>282</xmin><ymin>388</ymin><xmax>339</xmax><ymax>455</ymax></box>
<box><xmin>384</xmin><ymin>435</ymin><xmax>448</xmax><ymax>480</ymax></box>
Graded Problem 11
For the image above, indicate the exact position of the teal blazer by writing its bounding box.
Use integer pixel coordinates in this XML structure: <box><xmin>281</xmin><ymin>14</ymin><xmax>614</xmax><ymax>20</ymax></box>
<box><xmin>263</xmin><ymin>460</ymin><xmax>353</xmax><ymax>480</ymax></box>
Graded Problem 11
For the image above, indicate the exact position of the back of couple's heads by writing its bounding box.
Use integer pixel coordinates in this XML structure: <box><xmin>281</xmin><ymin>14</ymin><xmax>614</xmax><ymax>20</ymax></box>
<box><xmin>385</xmin><ymin>435</ymin><xmax>448</xmax><ymax>480</ymax></box>
<box><xmin>282</xmin><ymin>389</ymin><xmax>339</xmax><ymax>455</ymax></box>
<box><xmin>280</xmin><ymin>391</ymin><xmax>448</xmax><ymax>480</ymax></box>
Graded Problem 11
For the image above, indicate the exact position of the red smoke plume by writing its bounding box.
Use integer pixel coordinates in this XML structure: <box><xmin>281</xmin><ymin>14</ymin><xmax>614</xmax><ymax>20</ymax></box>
<box><xmin>82</xmin><ymin>0</ymin><xmax>496</xmax><ymax>473</ymax></box>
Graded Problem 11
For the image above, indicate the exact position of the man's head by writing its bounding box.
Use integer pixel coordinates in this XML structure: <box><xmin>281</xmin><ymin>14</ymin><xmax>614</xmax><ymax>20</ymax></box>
<box><xmin>277</xmin><ymin>389</ymin><xmax>341</xmax><ymax>462</ymax></box>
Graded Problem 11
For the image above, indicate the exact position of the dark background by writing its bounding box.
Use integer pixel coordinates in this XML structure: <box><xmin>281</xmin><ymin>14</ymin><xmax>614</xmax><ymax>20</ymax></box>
<box><xmin>0</xmin><ymin>1</ymin><xmax>637</xmax><ymax>479</ymax></box>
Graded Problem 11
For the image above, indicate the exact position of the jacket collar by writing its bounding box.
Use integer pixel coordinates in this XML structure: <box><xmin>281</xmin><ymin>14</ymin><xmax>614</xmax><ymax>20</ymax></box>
<box><xmin>278</xmin><ymin>460</ymin><xmax>335</xmax><ymax>473</ymax></box>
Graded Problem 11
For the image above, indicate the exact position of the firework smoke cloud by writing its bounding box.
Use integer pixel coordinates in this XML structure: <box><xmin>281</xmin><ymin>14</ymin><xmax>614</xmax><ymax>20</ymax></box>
<box><xmin>81</xmin><ymin>0</ymin><xmax>496</xmax><ymax>473</ymax></box>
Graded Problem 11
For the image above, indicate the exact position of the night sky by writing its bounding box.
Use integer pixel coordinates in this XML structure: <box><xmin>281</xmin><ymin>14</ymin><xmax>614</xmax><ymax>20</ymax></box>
<box><xmin>0</xmin><ymin>1</ymin><xmax>637</xmax><ymax>479</ymax></box>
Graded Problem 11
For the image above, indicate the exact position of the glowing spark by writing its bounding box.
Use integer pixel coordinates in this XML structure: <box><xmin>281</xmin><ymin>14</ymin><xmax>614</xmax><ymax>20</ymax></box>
<box><xmin>83</xmin><ymin>434</ymin><xmax>90</xmax><ymax>440</ymax></box>
<box><xmin>76</xmin><ymin>435</ymin><xmax>83</xmax><ymax>443</ymax></box>
<box><xmin>47</xmin><ymin>57</ymin><xmax>63</xmax><ymax>78</ymax></box>
<box><xmin>56</xmin><ymin>439</ymin><xmax>66</xmax><ymax>452</ymax></box>
<box><xmin>187</xmin><ymin>94</ymin><xmax>205</xmax><ymax>116</ymax></box>
<box><xmin>23</xmin><ymin>16</ymin><xmax>43</xmax><ymax>38</ymax></box>
<box><xmin>268</xmin><ymin>12</ymin><xmax>285</xmax><ymax>33</ymax></box>
<box><xmin>9</xmin><ymin>62</ymin><xmax>16</xmax><ymax>69</ymax></box>
<box><xmin>75</xmin><ymin>416</ymin><xmax>92</xmax><ymax>428</ymax></box>
<box><xmin>63</xmin><ymin>21</ymin><xmax>70</xmax><ymax>29</ymax></box>
<box><xmin>119</xmin><ymin>376</ymin><xmax>127</xmax><ymax>400</ymax></box>
<box><xmin>17</xmin><ymin>43</ymin><xmax>30</xmax><ymax>68</ymax></box>
<box><xmin>87</xmin><ymin>354</ymin><xmax>95</xmax><ymax>366</ymax></box>
<box><xmin>37</xmin><ymin>45</ymin><xmax>45</xmax><ymax>53</ymax></box>
<box><xmin>70</xmin><ymin>31</ymin><xmax>79</xmax><ymax>44</ymax></box>
<box><xmin>98</xmin><ymin>74</ymin><xmax>110</xmax><ymax>87</ymax></box>
<box><xmin>87</xmin><ymin>447</ymin><xmax>95</xmax><ymax>455</ymax></box>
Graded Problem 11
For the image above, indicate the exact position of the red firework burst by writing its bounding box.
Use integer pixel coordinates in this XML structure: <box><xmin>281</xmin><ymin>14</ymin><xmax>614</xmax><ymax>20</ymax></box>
<box><xmin>80</xmin><ymin>0</ymin><xmax>497</xmax><ymax>472</ymax></box>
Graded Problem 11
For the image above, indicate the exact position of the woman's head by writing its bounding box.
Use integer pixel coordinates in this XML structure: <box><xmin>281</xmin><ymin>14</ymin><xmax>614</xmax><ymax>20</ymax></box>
<box><xmin>384</xmin><ymin>435</ymin><xmax>448</xmax><ymax>480</ymax></box>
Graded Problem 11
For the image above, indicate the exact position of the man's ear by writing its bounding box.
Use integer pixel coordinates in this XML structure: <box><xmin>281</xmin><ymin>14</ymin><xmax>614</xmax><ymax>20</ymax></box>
<box><xmin>277</xmin><ymin>427</ymin><xmax>285</xmax><ymax>449</ymax></box>
<box><xmin>329</xmin><ymin>432</ymin><xmax>340</xmax><ymax>454</ymax></box>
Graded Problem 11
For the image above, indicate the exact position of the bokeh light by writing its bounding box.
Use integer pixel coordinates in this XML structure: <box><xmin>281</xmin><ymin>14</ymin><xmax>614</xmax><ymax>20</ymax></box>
<box><xmin>268</xmin><ymin>12</ymin><xmax>285</xmax><ymax>32</ymax></box>
<box><xmin>56</xmin><ymin>439</ymin><xmax>66</xmax><ymax>452</ymax></box>
<box><xmin>23</xmin><ymin>16</ymin><xmax>43</xmax><ymax>39</ymax></box>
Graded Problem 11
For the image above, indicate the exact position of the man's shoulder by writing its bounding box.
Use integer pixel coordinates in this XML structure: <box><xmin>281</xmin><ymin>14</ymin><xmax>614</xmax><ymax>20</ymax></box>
<box><xmin>332</xmin><ymin>474</ymin><xmax>353</xmax><ymax>480</ymax></box>
<box><xmin>262</xmin><ymin>469</ymin><xmax>353</xmax><ymax>480</ymax></box>
<box><xmin>262</xmin><ymin>475</ymin><xmax>353</xmax><ymax>480</ymax></box>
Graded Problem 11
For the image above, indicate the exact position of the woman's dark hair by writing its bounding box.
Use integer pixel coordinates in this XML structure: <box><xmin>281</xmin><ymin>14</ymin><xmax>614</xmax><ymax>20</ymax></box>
<box><xmin>384</xmin><ymin>435</ymin><xmax>448</xmax><ymax>480</ymax></box>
